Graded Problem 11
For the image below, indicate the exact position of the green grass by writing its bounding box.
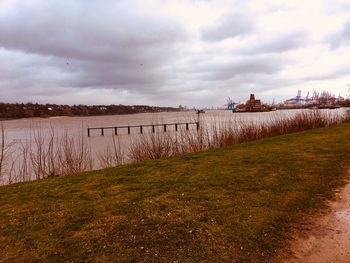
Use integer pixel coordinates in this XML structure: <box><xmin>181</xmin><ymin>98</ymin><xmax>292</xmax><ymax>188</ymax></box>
<box><xmin>1</xmin><ymin>123</ymin><xmax>350</xmax><ymax>262</ymax></box>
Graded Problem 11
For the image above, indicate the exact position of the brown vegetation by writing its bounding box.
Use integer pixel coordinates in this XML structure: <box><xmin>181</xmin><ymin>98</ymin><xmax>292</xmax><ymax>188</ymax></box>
<box><xmin>127</xmin><ymin>110</ymin><xmax>350</xmax><ymax>162</ymax></box>
<box><xmin>0</xmin><ymin>110</ymin><xmax>349</xmax><ymax>184</ymax></box>
<box><xmin>0</xmin><ymin>122</ymin><xmax>15</xmax><ymax>181</ymax></box>
<box><xmin>0</xmin><ymin>127</ymin><xmax>93</xmax><ymax>184</ymax></box>
<box><xmin>2</xmin><ymin>120</ymin><xmax>350</xmax><ymax>262</ymax></box>
<box><xmin>0</xmin><ymin>102</ymin><xmax>181</xmax><ymax>120</ymax></box>
<box><xmin>97</xmin><ymin>135</ymin><xmax>124</xmax><ymax>168</ymax></box>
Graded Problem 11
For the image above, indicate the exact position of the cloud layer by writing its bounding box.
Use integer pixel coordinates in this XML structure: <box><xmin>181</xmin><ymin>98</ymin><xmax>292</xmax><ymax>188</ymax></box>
<box><xmin>1</xmin><ymin>0</ymin><xmax>350</xmax><ymax>107</ymax></box>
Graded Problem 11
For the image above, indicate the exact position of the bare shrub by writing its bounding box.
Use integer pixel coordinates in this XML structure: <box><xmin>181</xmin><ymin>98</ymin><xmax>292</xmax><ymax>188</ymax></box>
<box><xmin>46</xmin><ymin>128</ymin><xmax>59</xmax><ymax>177</ymax></box>
<box><xmin>30</xmin><ymin>125</ymin><xmax>48</xmax><ymax>180</ymax></box>
<box><xmin>14</xmin><ymin>140</ymin><xmax>31</xmax><ymax>183</ymax></box>
<box><xmin>2</xmin><ymin>109</ymin><xmax>350</xmax><ymax>184</ymax></box>
<box><xmin>28</xmin><ymin>126</ymin><xmax>93</xmax><ymax>179</ymax></box>
<box><xmin>0</xmin><ymin>122</ymin><xmax>15</xmax><ymax>183</ymax></box>
<box><xmin>342</xmin><ymin>109</ymin><xmax>350</xmax><ymax>122</ymax></box>
<box><xmin>176</xmin><ymin>128</ymin><xmax>204</xmax><ymax>153</ymax></box>
<box><xmin>127</xmin><ymin>109</ymin><xmax>350</xmax><ymax>163</ymax></box>
<box><xmin>128</xmin><ymin>132</ymin><xmax>174</xmax><ymax>162</ymax></box>
<box><xmin>58</xmin><ymin>131</ymin><xmax>93</xmax><ymax>175</ymax></box>
<box><xmin>98</xmin><ymin>135</ymin><xmax>124</xmax><ymax>168</ymax></box>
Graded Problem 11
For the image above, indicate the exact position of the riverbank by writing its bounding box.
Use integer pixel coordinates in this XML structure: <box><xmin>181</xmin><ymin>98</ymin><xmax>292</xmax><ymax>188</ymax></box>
<box><xmin>0</xmin><ymin>102</ymin><xmax>181</xmax><ymax>121</ymax></box>
<box><xmin>1</xmin><ymin>123</ymin><xmax>350</xmax><ymax>262</ymax></box>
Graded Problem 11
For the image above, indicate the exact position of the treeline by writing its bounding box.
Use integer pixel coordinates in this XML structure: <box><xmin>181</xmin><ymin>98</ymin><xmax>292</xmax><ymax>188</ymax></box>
<box><xmin>0</xmin><ymin>102</ymin><xmax>182</xmax><ymax>120</ymax></box>
<box><xmin>340</xmin><ymin>100</ymin><xmax>350</xmax><ymax>107</ymax></box>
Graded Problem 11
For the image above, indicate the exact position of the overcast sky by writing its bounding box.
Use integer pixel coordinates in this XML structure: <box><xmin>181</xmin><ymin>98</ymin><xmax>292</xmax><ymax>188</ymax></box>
<box><xmin>1</xmin><ymin>0</ymin><xmax>350</xmax><ymax>107</ymax></box>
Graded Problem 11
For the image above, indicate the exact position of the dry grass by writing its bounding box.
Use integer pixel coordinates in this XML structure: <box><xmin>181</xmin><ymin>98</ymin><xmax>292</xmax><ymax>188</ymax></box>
<box><xmin>0</xmin><ymin>122</ymin><xmax>15</xmax><ymax>183</ymax></box>
<box><xmin>1</xmin><ymin>126</ymin><xmax>94</xmax><ymax>184</ymax></box>
<box><xmin>1</xmin><ymin>109</ymin><xmax>350</xmax><ymax>184</ymax></box>
<box><xmin>98</xmin><ymin>135</ymin><xmax>124</xmax><ymax>168</ymax></box>
<box><xmin>1</xmin><ymin>122</ymin><xmax>350</xmax><ymax>262</ymax></box>
<box><xmin>128</xmin><ymin>109</ymin><xmax>350</xmax><ymax>162</ymax></box>
<box><xmin>128</xmin><ymin>132</ymin><xmax>174</xmax><ymax>161</ymax></box>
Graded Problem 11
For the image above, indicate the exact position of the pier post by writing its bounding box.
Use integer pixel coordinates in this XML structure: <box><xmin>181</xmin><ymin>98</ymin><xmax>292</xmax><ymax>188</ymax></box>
<box><xmin>90</xmin><ymin>122</ymin><xmax>200</xmax><ymax>137</ymax></box>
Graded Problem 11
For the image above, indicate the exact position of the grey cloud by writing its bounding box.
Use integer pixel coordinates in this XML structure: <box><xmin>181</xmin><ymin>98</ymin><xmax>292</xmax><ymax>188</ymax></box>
<box><xmin>201</xmin><ymin>14</ymin><xmax>253</xmax><ymax>42</ymax></box>
<box><xmin>188</xmin><ymin>56</ymin><xmax>283</xmax><ymax>81</ymax></box>
<box><xmin>1</xmin><ymin>0</ymin><xmax>348</xmax><ymax>108</ymax></box>
<box><xmin>303</xmin><ymin>66</ymin><xmax>350</xmax><ymax>81</ymax></box>
<box><xmin>323</xmin><ymin>1</ymin><xmax>350</xmax><ymax>15</ymax></box>
<box><xmin>58</xmin><ymin>59</ymin><xmax>166</xmax><ymax>89</ymax></box>
<box><xmin>0</xmin><ymin>0</ymin><xmax>188</xmax><ymax>91</ymax></box>
<box><xmin>0</xmin><ymin>1</ymin><xmax>187</xmax><ymax>61</ymax></box>
<box><xmin>161</xmin><ymin>72</ymin><xmax>301</xmax><ymax>107</ymax></box>
<box><xmin>234</xmin><ymin>33</ymin><xmax>305</xmax><ymax>55</ymax></box>
<box><xmin>159</xmin><ymin>53</ymin><xmax>292</xmax><ymax>106</ymax></box>
<box><xmin>327</xmin><ymin>19</ymin><xmax>350</xmax><ymax>49</ymax></box>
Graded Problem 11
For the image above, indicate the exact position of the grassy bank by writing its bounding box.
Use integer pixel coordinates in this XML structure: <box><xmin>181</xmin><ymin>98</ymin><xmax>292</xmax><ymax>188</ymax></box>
<box><xmin>1</xmin><ymin>123</ymin><xmax>350</xmax><ymax>262</ymax></box>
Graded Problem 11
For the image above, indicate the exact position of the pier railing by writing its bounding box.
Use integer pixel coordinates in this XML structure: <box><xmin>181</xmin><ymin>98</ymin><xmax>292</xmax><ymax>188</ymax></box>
<box><xmin>87</xmin><ymin>122</ymin><xmax>199</xmax><ymax>136</ymax></box>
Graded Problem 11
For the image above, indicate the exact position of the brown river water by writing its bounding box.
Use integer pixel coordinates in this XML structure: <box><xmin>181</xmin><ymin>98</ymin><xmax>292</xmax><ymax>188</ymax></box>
<box><xmin>0</xmin><ymin>109</ymin><xmax>346</xmax><ymax>185</ymax></box>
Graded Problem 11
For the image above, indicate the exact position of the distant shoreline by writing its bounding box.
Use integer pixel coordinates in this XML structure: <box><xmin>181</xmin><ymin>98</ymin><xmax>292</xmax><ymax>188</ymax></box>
<box><xmin>0</xmin><ymin>102</ymin><xmax>183</xmax><ymax>121</ymax></box>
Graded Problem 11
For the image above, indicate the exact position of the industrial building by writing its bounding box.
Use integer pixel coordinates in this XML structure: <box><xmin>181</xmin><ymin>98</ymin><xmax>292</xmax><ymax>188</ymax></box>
<box><xmin>284</xmin><ymin>90</ymin><xmax>344</xmax><ymax>106</ymax></box>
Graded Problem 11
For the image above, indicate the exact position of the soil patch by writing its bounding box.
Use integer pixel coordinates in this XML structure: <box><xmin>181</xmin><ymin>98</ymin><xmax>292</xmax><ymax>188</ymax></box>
<box><xmin>288</xmin><ymin>177</ymin><xmax>350</xmax><ymax>263</ymax></box>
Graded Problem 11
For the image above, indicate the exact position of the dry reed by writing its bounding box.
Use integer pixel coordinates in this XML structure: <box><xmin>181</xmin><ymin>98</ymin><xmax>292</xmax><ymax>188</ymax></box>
<box><xmin>128</xmin><ymin>109</ymin><xmax>350</xmax><ymax>162</ymax></box>
<box><xmin>0</xmin><ymin>122</ymin><xmax>15</xmax><ymax>183</ymax></box>
<box><xmin>1</xmin><ymin>109</ymin><xmax>350</xmax><ymax>185</ymax></box>
<box><xmin>98</xmin><ymin>135</ymin><xmax>124</xmax><ymax>168</ymax></box>
<box><xmin>1</xmin><ymin>126</ymin><xmax>93</xmax><ymax>185</ymax></box>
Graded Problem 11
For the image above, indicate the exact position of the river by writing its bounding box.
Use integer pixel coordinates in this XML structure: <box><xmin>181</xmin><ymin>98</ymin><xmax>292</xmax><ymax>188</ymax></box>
<box><xmin>0</xmin><ymin>109</ymin><xmax>346</xmax><ymax>185</ymax></box>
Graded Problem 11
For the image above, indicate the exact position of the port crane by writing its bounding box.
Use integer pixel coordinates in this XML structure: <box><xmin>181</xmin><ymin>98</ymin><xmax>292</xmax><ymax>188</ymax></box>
<box><xmin>226</xmin><ymin>97</ymin><xmax>238</xmax><ymax>110</ymax></box>
<box><xmin>285</xmin><ymin>90</ymin><xmax>340</xmax><ymax>105</ymax></box>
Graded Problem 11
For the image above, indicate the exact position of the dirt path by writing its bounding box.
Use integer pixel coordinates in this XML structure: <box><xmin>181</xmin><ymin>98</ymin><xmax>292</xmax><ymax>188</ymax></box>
<box><xmin>288</xmin><ymin>179</ymin><xmax>350</xmax><ymax>263</ymax></box>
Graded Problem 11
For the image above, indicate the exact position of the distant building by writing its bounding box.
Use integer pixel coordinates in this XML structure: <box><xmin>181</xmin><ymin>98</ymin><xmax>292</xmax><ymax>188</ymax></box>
<box><xmin>284</xmin><ymin>90</ymin><xmax>341</xmax><ymax>106</ymax></box>
<box><xmin>284</xmin><ymin>90</ymin><xmax>306</xmax><ymax>106</ymax></box>
<box><xmin>248</xmin><ymin>94</ymin><xmax>263</xmax><ymax>111</ymax></box>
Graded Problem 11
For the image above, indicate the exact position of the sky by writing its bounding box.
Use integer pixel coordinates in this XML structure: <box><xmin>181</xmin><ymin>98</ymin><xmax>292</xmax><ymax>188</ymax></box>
<box><xmin>1</xmin><ymin>0</ymin><xmax>350</xmax><ymax>108</ymax></box>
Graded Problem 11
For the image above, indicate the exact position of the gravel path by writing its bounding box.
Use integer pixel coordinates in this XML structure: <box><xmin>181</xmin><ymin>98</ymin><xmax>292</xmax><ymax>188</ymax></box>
<box><xmin>288</xmin><ymin>177</ymin><xmax>350</xmax><ymax>262</ymax></box>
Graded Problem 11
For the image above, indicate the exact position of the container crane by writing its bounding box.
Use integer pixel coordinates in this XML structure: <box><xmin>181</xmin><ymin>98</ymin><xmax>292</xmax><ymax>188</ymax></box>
<box><xmin>226</xmin><ymin>97</ymin><xmax>237</xmax><ymax>110</ymax></box>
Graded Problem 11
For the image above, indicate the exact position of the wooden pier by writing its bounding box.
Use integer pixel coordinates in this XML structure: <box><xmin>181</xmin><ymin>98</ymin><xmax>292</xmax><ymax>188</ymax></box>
<box><xmin>87</xmin><ymin>122</ymin><xmax>199</xmax><ymax>137</ymax></box>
